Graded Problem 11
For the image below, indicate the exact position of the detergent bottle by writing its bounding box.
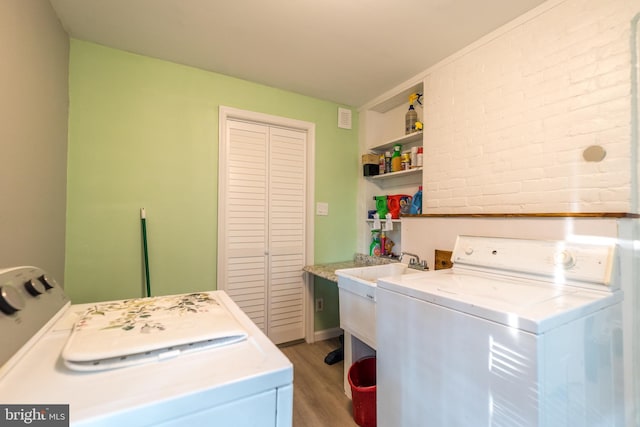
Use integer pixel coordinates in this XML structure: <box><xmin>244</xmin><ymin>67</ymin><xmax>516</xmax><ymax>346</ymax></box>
<box><xmin>391</xmin><ymin>144</ymin><xmax>402</xmax><ymax>172</ymax></box>
<box><xmin>387</xmin><ymin>194</ymin><xmax>411</xmax><ymax>219</ymax></box>
<box><xmin>374</xmin><ymin>196</ymin><xmax>388</xmax><ymax>218</ymax></box>
<box><xmin>369</xmin><ymin>230</ymin><xmax>381</xmax><ymax>256</ymax></box>
<box><xmin>410</xmin><ymin>186</ymin><xmax>423</xmax><ymax>214</ymax></box>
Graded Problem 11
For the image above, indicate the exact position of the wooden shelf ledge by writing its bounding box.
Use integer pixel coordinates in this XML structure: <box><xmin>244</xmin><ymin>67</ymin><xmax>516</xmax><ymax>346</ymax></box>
<box><xmin>401</xmin><ymin>212</ymin><xmax>640</xmax><ymax>219</ymax></box>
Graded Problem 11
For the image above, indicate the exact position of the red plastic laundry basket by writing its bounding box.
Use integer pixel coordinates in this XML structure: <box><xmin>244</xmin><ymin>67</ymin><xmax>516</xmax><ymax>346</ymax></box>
<box><xmin>348</xmin><ymin>357</ymin><xmax>377</xmax><ymax>427</ymax></box>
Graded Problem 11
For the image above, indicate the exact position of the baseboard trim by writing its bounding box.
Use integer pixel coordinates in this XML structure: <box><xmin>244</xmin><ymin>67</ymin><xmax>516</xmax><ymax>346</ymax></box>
<box><xmin>314</xmin><ymin>327</ymin><xmax>343</xmax><ymax>342</ymax></box>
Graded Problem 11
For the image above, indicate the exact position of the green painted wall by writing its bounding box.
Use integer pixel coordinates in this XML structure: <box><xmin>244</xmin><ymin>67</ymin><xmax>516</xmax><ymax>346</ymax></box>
<box><xmin>65</xmin><ymin>40</ymin><xmax>357</xmax><ymax>331</ymax></box>
<box><xmin>313</xmin><ymin>277</ymin><xmax>341</xmax><ymax>331</ymax></box>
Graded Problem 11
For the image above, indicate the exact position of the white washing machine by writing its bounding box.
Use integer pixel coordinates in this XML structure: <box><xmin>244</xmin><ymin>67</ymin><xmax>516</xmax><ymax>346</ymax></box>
<box><xmin>377</xmin><ymin>235</ymin><xmax>625</xmax><ymax>427</ymax></box>
<box><xmin>0</xmin><ymin>266</ymin><xmax>293</xmax><ymax>426</ymax></box>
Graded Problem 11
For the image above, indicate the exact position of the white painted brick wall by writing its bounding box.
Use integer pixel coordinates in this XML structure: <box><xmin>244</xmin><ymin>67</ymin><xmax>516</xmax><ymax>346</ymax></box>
<box><xmin>423</xmin><ymin>0</ymin><xmax>637</xmax><ymax>213</ymax></box>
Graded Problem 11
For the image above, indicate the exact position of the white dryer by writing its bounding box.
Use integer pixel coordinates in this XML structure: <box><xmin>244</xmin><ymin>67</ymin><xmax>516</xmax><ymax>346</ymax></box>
<box><xmin>377</xmin><ymin>235</ymin><xmax>624</xmax><ymax>427</ymax></box>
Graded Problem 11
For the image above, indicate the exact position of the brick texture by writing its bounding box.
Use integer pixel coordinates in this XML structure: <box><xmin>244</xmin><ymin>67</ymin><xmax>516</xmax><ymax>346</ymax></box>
<box><xmin>423</xmin><ymin>0</ymin><xmax>637</xmax><ymax>213</ymax></box>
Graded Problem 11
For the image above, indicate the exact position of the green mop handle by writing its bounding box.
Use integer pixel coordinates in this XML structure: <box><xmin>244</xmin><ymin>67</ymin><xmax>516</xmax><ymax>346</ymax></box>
<box><xmin>140</xmin><ymin>208</ymin><xmax>151</xmax><ymax>297</ymax></box>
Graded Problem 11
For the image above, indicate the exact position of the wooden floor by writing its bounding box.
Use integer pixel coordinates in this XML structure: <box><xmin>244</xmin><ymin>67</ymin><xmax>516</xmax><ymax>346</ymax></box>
<box><xmin>279</xmin><ymin>338</ymin><xmax>358</xmax><ymax>427</ymax></box>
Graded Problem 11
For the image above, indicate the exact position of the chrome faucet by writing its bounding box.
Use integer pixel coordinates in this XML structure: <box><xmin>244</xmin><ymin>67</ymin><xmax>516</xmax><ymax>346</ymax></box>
<box><xmin>400</xmin><ymin>252</ymin><xmax>420</xmax><ymax>264</ymax></box>
<box><xmin>400</xmin><ymin>252</ymin><xmax>429</xmax><ymax>271</ymax></box>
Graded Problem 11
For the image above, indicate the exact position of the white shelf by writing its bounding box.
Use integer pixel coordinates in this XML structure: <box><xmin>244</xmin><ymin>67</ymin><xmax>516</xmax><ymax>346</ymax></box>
<box><xmin>366</xmin><ymin>219</ymin><xmax>401</xmax><ymax>223</ymax></box>
<box><xmin>368</xmin><ymin>82</ymin><xmax>424</xmax><ymax>113</ymax></box>
<box><xmin>369</xmin><ymin>131</ymin><xmax>423</xmax><ymax>153</ymax></box>
<box><xmin>367</xmin><ymin>167</ymin><xmax>422</xmax><ymax>181</ymax></box>
<box><xmin>359</xmin><ymin>78</ymin><xmax>426</xmax><ymax>257</ymax></box>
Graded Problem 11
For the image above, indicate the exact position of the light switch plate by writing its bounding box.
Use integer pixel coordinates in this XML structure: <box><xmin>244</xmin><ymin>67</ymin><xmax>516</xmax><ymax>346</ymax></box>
<box><xmin>316</xmin><ymin>202</ymin><xmax>329</xmax><ymax>216</ymax></box>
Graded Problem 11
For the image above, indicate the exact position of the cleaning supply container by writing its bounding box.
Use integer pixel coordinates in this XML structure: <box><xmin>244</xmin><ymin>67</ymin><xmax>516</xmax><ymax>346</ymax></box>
<box><xmin>391</xmin><ymin>144</ymin><xmax>402</xmax><ymax>172</ymax></box>
<box><xmin>410</xmin><ymin>186</ymin><xmax>423</xmax><ymax>214</ymax></box>
<box><xmin>399</xmin><ymin>195</ymin><xmax>413</xmax><ymax>215</ymax></box>
<box><xmin>387</xmin><ymin>194</ymin><xmax>411</xmax><ymax>219</ymax></box>
<box><xmin>405</xmin><ymin>104</ymin><xmax>417</xmax><ymax>134</ymax></box>
<box><xmin>374</xmin><ymin>196</ymin><xmax>388</xmax><ymax>218</ymax></box>
<box><xmin>348</xmin><ymin>357</ymin><xmax>377</xmax><ymax>427</ymax></box>
<box><xmin>369</xmin><ymin>231</ymin><xmax>381</xmax><ymax>257</ymax></box>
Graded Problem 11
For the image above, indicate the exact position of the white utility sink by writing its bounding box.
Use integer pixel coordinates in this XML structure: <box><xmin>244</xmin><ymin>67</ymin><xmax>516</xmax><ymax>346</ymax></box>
<box><xmin>336</xmin><ymin>262</ymin><xmax>421</xmax><ymax>398</ymax></box>
<box><xmin>336</xmin><ymin>263</ymin><xmax>420</xmax><ymax>348</ymax></box>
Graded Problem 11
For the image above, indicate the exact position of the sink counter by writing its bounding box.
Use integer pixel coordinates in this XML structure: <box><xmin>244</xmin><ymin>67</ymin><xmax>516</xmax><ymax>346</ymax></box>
<box><xmin>303</xmin><ymin>253</ymin><xmax>398</xmax><ymax>386</ymax></box>
<box><xmin>303</xmin><ymin>254</ymin><xmax>398</xmax><ymax>283</ymax></box>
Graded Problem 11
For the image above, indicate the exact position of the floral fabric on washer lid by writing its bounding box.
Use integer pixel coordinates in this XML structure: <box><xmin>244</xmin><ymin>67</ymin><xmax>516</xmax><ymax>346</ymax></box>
<box><xmin>62</xmin><ymin>292</ymin><xmax>248</xmax><ymax>371</ymax></box>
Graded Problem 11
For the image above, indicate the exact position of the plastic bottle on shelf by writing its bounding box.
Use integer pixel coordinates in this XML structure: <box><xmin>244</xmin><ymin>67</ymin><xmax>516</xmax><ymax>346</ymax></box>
<box><xmin>401</xmin><ymin>152</ymin><xmax>411</xmax><ymax>170</ymax></box>
<box><xmin>384</xmin><ymin>236</ymin><xmax>395</xmax><ymax>256</ymax></box>
<box><xmin>410</xmin><ymin>186</ymin><xmax>423</xmax><ymax>214</ymax></box>
<box><xmin>374</xmin><ymin>195</ymin><xmax>389</xmax><ymax>218</ymax></box>
<box><xmin>384</xmin><ymin>151</ymin><xmax>392</xmax><ymax>173</ymax></box>
<box><xmin>369</xmin><ymin>230</ymin><xmax>381</xmax><ymax>256</ymax></box>
<box><xmin>405</xmin><ymin>105</ymin><xmax>417</xmax><ymax>134</ymax></box>
<box><xmin>417</xmin><ymin>147</ymin><xmax>423</xmax><ymax>167</ymax></box>
<box><xmin>391</xmin><ymin>144</ymin><xmax>402</xmax><ymax>172</ymax></box>
<box><xmin>380</xmin><ymin>231</ymin><xmax>387</xmax><ymax>256</ymax></box>
<box><xmin>410</xmin><ymin>146</ymin><xmax>418</xmax><ymax>168</ymax></box>
<box><xmin>388</xmin><ymin>194</ymin><xmax>411</xmax><ymax>218</ymax></box>
<box><xmin>378</xmin><ymin>153</ymin><xmax>385</xmax><ymax>175</ymax></box>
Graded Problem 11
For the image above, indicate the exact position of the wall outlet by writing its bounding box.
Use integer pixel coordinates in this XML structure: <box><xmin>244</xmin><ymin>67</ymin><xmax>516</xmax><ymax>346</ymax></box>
<box><xmin>315</xmin><ymin>298</ymin><xmax>324</xmax><ymax>312</ymax></box>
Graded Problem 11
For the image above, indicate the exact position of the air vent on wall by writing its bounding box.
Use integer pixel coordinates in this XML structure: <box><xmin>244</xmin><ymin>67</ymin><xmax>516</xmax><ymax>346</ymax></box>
<box><xmin>338</xmin><ymin>108</ymin><xmax>352</xmax><ymax>130</ymax></box>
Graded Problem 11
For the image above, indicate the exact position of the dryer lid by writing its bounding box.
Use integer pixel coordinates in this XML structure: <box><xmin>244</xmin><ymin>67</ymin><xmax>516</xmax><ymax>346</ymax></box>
<box><xmin>378</xmin><ymin>269</ymin><xmax>622</xmax><ymax>334</ymax></box>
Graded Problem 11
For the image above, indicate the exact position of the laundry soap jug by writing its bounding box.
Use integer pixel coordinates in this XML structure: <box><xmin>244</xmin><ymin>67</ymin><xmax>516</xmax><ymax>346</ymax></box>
<box><xmin>410</xmin><ymin>186</ymin><xmax>422</xmax><ymax>214</ymax></box>
<box><xmin>387</xmin><ymin>194</ymin><xmax>411</xmax><ymax>219</ymax></box>
<box><xmin>374</xmin><ymin>196</ymin><xmax>388</xmax><ymax>218</ymax></box>
<box><xmin>399</xmin><ymin>195</ymin><xmax>413</xmax><ymax>216</ymax></box>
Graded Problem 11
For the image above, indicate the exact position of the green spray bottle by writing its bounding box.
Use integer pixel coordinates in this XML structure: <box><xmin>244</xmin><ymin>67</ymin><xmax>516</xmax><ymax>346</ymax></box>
<box><xmin>369</xmin><ymin>230</ymin><xmax>381</xmax><ymax>256</ymax></box>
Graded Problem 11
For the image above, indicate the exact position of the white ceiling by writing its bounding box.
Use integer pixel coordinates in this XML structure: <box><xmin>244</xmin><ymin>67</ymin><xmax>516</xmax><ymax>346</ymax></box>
<box><xmin>49</xmin><ymin>0</ymin><xmax>547</xmax><ymax>107</ymax></box>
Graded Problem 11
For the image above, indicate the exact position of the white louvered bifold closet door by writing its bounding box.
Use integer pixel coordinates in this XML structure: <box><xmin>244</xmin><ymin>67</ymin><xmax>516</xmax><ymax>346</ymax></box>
<box><xmin>220</xmin><ymin>119</ymin><xmax>306</xmax><ymax>344</ymax></box>
<box><xmin>224</xmin><ymin>121</ymin><xmax>269</xmax><ymax>331</ymax></box>
<box><xmin>267</xmin><ymin>127</ymin><xmax>306</xmax><ymax>344</ymax></box>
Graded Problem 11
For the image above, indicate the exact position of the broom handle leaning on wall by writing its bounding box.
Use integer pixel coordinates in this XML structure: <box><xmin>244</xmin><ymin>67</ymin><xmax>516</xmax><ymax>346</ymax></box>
<box><xmin>140</xmin><ymin>208</ymin><xmax>151</xmax><ymax>297</ymax></box>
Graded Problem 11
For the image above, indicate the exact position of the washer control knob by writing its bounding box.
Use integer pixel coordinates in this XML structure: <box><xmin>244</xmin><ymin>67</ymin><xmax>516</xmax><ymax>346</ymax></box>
<box><xmin>464</xmin><ymin>247</ymin><xmax>474</xmax><ymax>256</ymax></box>
<box><xmin>38</xmin><ymin>275</ymin><xmax>54</xmax><ymax>290</ymax></box>
<box><xmin>555</xmin><ymin>250</ymin><xmax>575</xmax><ymax>269</ymax></box>
<box><xmin>24</xmin><ymin>279</ymin><xmax>46</xmax><ymax>296</ymax></box>
<box><xmin>0</xmin><ymin>285</ymin><xmax>26</xmax><ymax>315</ymax></box>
